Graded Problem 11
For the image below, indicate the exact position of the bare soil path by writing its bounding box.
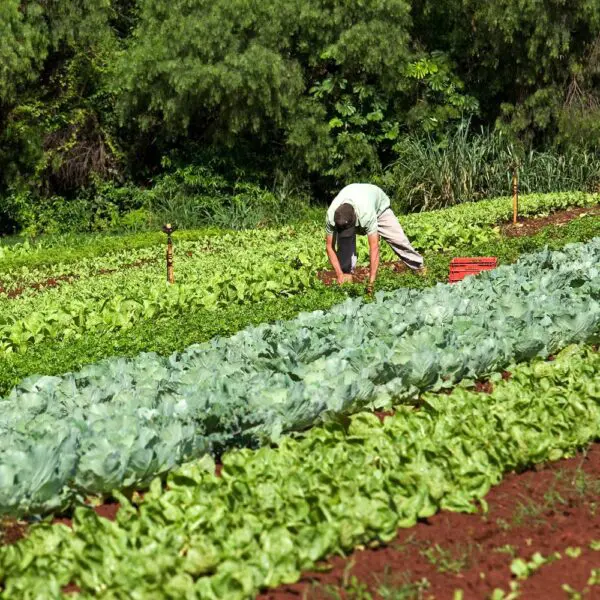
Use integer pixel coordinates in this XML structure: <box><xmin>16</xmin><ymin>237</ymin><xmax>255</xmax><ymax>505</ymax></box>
<box><xmin>501</xmin><ymin>204</ymin><xmax>600</xmax><ymax>238</ymax></box>
<box><xmin>259</xmin><ymin>445</ymin><xmax>600</xmax><ymax>600</ymax></box>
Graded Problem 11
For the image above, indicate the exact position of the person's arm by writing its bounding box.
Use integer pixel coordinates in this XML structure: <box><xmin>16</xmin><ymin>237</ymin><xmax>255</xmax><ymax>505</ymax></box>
<box><xmin>326</xmin><ymin>234</ymin><xmax>350</xmax><ymax>284</ymax></box>
<box><xmin>367</xmin><ymin>233</ymin><xmax>380</xmax><ymax>292</ymax></box>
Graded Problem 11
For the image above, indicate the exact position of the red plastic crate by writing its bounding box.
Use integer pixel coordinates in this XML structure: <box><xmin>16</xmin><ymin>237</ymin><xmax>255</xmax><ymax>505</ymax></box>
<box><xmin>449</xmin><ymin>257</ymin><xmax>498</xmax><ymax>283</ymax></box>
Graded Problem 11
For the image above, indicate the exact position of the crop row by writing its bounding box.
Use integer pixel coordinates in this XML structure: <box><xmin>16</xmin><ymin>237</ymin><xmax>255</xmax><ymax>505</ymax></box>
<box><xmin>1</xmin><ymin>238</ymin><xmax>598</xmax><ymax>516</ymax></box>
<box><xmin>1</xmin><ymin>345</ymin><xmax>599</xmax><ymax>599</ymax></box>
<box><xmin>1</xmin><ymin>189</ymin><xmax>591</xmax><ymax>294</ymax></box>
<box><xmin>0</xmin><ymin>191</ymin><xmax>597</xmax><ymax>279</ymax></box>
<box><xmin>0</xmin><ymin>213</ymin><xmax>598</xmax><ymax>397</ymax></box>
<box><xmin>0</xmin><ymin>226</ymin><xmax>227</xmax><ymax>269</ymax></box>
<box><xmin>402</xmin><ymin>190</ymin><xmax>599</xmax><ymax>251</ymax></box>
<box><xmin>0</xmin><ymin>227</ymin><xmax>310</xmax><ymax>294</ymax></box>
<box><xmin>0</xmin><ymin>228</ymin><xmax>321</xmax><ymax>353</ymax></box>
<box><xmin>1</xmin><ymin>194</ymin><xmax>599</xmax><ymax>354</ymax></box>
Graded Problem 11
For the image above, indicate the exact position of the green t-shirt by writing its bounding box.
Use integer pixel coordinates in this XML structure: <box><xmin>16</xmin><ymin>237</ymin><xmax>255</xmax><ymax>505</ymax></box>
<box><xmin>325</xmin><ymin>184</ymin><xmax>390</xmax><ymax>236</ymax></box>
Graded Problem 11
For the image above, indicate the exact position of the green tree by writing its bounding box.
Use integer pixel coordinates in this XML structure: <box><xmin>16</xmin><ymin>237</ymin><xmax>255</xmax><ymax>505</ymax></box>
<box><xmin>114</xmin><ymin>0</ymin><xmax>305</xmax><ymax>137</ymax></box>
<box><xmin>412</xmin><ymin>0</ymin><xmax>600</xmax><ymax>145</ymax></box>
<box><xmin>0</xmin><ymin>1</ymin><xmax>123</xmax><ymax>197</ymax></box>
<box><xmin>115</xmin><ymin>0</ymin><xmax>475</xmax><ymax>186</ymax></box>
<box><xmin>0</xmin><ymin>1</ymin><xmax>47</xmax><ymax>105</ymax></box>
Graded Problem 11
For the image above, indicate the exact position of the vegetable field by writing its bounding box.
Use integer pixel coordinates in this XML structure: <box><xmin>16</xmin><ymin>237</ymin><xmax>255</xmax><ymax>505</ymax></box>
<box><xmin>0</xmin><ymin>192</ymin><xmax>599</xmax><ymax>599</ymax></box>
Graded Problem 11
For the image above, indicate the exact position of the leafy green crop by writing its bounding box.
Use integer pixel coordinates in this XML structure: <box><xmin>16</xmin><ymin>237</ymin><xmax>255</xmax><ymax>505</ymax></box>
<box><xmin>0</xmin><ymin>192</ymin><xmax>597</xmax><ymax>354</ymax></box>
<box><xmin>400</xmin><ymin>191</ymin><xmax>600</xmax><ymax>252</ymax></box>
<box><xmin>0</xmin><ymin>212</ymin><xmax>597</xmax><ymax>397</ymax></box>
<box><xmin>0</xmin><ymin>228</ymin><xmax>227</xmax><ymax>271</ymax></box>
<box><xmin>0</xmin><ymin>239</ymin><xmax>599</xmax><ymax>516</ymax></box>
<box><xmin>0</xmin><ymin>191</ymin><xmax>596</xmax><ymax>270</ymax></box>
<box><xmin>1</xmin><ymin>345</ymin><xmax>599</xmax><ymax>598</ymax></box>
<box><xmin>0</xmin><ymin>228</ymin><xmax>322</xmax><ymax>353</ymax></box>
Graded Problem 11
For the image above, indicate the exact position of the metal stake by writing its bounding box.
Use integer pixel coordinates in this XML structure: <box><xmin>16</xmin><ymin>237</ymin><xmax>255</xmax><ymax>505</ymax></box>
<box><xmin>512</xmin><ymin>168</ymin><xmax>519</xmax><ymax>225</ymax></box>
<box><xmin>162</xmin><ymin>223</ymin><xmax>177</xmax><ymax>284</ymax></box>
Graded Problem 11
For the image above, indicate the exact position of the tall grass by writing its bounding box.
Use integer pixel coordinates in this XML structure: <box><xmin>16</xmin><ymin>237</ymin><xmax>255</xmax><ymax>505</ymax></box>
<box><xmin>380</xmin><ymin>122</ymin><xmax>600</xmax><ymax>212</ymax></box>
<box><xmin>146</xmin><ymin>166</ymin><xmax>312</xmax><ymax>230</ymax></box>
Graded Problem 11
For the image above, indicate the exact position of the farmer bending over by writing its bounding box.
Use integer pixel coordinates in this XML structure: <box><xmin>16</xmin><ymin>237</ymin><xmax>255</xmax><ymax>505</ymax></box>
<box><xmin>325</xmin><ymin>183</ymin><xmax>425</xmax><ymax>293</ymax></box>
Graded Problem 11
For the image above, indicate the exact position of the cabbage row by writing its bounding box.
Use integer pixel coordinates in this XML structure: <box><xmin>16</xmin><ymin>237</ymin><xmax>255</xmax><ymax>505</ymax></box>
<box><xmin>0</xmin><ymin>238</ymin><xmax>598</xmax><ymax>516</ymax></box>
<box><xmin>1</xmin><ymin>345</ymin><xmax>599</xmax><ymax>599</ymax></box>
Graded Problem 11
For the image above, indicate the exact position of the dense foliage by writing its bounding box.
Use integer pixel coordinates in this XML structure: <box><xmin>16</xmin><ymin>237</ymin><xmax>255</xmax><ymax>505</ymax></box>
<box><xmin>1</xmin><ymin>344</ymin><xmax>599</xmax><ymax>598</ymax></box>
<box><xmin>1</xmin><ymin>191</ymin><xmax>596</xmax><ymax>273</ymax></box>
<box><xmin>1</xmin><ymin>238</ymin><xmax>598</xmax><ymax>516</ymax></box>
<box><xmin>1</xmin><ymin>1</ymin><xmax>600</xmax><ymax>232</ymax></box>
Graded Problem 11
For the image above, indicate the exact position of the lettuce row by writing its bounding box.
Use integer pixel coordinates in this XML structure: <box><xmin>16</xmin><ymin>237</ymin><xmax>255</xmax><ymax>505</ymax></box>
<box><xmin>1</xmin><ymin>345</ymin><xmax>599</xmax><ymax>599</ymax></box>
<box><xmin>1</xmin><ymin>192</ymin><xmax>597</xmax><ymax>354</ymax></box>
<box><xmin>0</xmin><ymin>190</ymin><xmax>597</xmax><ymax>268</ymax></box>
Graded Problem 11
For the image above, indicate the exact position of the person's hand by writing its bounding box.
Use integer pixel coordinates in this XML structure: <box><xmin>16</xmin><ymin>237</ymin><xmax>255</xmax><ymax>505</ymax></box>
<box><xmin>366</xmin><ymin>282</ymin><xmax>374</xmax><ymax>296</ymax></box>
<box><xmin>337</xmin><ymin>273</ymin><xmax>353</xmax><ymax>284</ymax></box>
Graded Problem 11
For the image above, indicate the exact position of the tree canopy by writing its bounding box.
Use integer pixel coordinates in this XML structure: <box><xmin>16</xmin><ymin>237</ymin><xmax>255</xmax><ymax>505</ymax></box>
<box><xmin>1</xmin><ymin>0</ymin><xmax>599</xmax><ymax>217</ymax></box>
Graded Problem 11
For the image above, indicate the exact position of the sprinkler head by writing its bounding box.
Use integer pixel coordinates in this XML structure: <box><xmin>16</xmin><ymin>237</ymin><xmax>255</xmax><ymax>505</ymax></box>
<box><xmin>162</xmin><ymin>223</ymin><xmax>177</xmax><ymax>235</ymax></box>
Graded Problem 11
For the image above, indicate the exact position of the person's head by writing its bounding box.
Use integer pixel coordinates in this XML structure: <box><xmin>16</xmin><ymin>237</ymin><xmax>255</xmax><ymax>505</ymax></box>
<box><xmin>334</xmin><ymin>203</ymin><xmax>356</xmax><ymax>239</ymax></box>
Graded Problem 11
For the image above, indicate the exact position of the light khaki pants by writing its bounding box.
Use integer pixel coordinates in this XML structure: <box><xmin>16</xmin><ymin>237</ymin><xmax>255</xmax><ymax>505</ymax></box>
<box><xmin>377</xmin><ymin>209</ymin><xmax>424</xmax><ymax>270</ymax></box>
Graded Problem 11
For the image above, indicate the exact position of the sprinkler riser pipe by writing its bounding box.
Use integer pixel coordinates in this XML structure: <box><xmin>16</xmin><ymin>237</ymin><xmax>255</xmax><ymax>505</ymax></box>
<box><xmin>167</xmin><ymin>236</ymin><xmax>174</xmax><ymax>284</ymax></box>
<box><xmin>162</xmin><ymin>223</ymin><xmax>177</xmax><ymax>284</ymax></box>
<box><xmin>512</xmin><ymin>170</ymin><xmax>519</xmax><ymax>225</ymax></box>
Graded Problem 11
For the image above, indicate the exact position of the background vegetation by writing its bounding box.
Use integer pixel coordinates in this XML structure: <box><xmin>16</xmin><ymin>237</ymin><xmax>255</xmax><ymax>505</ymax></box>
<box><xmin>1</xmin><ymin>0</ymin><xmax>600</xmax><ymax>234</ymax></box>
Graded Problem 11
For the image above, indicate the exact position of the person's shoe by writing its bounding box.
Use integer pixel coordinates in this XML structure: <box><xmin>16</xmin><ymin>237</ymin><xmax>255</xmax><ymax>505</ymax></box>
<box><xmin>414</xmin><ymin>266</ymin><xmax>428</xmax><ymax>276</ymax></box>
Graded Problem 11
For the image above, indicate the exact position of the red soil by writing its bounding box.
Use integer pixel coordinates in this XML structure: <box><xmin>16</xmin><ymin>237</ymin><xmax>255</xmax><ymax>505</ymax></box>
<box><xmin>501</xmin><ymin>204</ymin><xmax>600</xmax><ymax>238</ymax></box>
<box><xmin>0</xmin><ymin>520</ymin><xmax>27</xmax><ymax>545</ymax></box>
<box><xmin>61</xmin><ymin>583</ymin><xmax>81</xmax><ymax>595</ymax></box>
<box><xmin>48</xmin><ymin>500</ymin><xmax>122</xmax><ymax>532</ymax></box>
<box><xmin>373</xmin><ymin>411</ymin><xmax>395</xmax><ymax>423</ymax></box>
<box><xmin>91</xmin><ymin>502</ymin><xmax>120</xmax><ymax>522</ymax></box>
<box><xmin>0</xmin><ymin>274</ymin><xmax>73</xmax><ymax>298</ymax></box>
<box><xmin>318</xmin><ymin>261</ymin><xmax>408</xmax><ymax>286</ymax></box>
<box><xmin>259</xmin><ymin>445</ymin><xmax>600</xmax><ymax>600</ymax></box>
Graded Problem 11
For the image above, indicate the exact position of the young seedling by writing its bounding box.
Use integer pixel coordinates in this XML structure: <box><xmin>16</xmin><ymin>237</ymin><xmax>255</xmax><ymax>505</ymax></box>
<box><xmin>494</xmin><ymin>544</ymin><xmax>517</xmax><ymax>557</ymax></box>
<box><xmin>511</xmin><ymin>483</ymin><xmax>567</xmax><ymax>527</ymax></box>
<box><xmin>490</xmin><ymin>581</ymin><xmax>520</xmax><ymax>600</ymax></box>
<box><xmin>378</xmin><ymin>577</ymin><xmax>430</xmax><ymax>600</ymax></box>
<box><xmin>421</xmin><ymin>542</ymin><xmax>477</xmax><ymax>574</ymax></box>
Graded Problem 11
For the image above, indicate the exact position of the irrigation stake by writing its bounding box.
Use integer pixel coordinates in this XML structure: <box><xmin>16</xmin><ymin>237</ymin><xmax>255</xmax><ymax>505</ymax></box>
<box><xmin>162</xmin><ymin>223</ymin><xmax>177</xmax><ymax>284</ymax></box>
<box><xmin>512</xmin><ymin>168</ymin><xmax>519</xmax><ymax>225</ymax></box>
